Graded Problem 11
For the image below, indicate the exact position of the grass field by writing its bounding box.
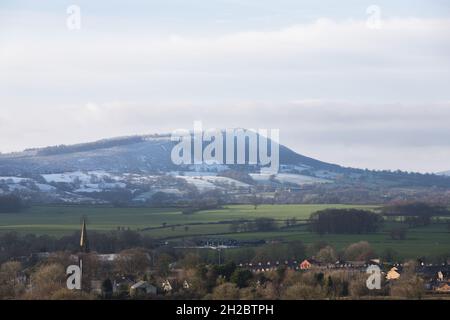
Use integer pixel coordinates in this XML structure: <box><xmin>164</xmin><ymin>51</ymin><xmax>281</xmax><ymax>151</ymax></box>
<box><xmin>0</xmin><ymin>204</ymin><xmax>372</xmax><ymax>236</ymax></box>
<box><xmin>0</xmin><ymin>204</ymin><xmax>449</xmax><ymax>259</ymax></box>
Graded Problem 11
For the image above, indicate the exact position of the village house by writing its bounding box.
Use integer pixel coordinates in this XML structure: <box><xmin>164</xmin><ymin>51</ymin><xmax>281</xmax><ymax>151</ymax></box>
<box><xmin>130</xmin><ymin>281</ymin><xmax>157</xmax><ymax>296</ymax></box>
<box><xmin>241</xmin><ymin>258</ymin><xmax>387</xmax><ymax>274</ymax></box>
<box><xmin>113</xmin><ymin>275</ymin><xmax>136</xmax><ymax>295</ymax></box>
<box><xmin>435</xmin><ymin>282</ymin><xmax>450</xmax><ymax>293</ymax></box>
<box><xmin>386</xmin><ymin>267</ymin><xmax>401</xmax><ymax>280</ymax></box>
<box><xmin>300</xmin><ymin>259</ymin><xmax>312</xmax><ymax>270</ymax></box>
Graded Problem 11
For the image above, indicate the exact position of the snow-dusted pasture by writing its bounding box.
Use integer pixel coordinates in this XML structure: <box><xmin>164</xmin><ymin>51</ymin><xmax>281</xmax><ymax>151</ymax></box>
<box><xmin>250</xmin><ymin>173</ymin><xmax>330</xmax><ymax>186</ymax></box>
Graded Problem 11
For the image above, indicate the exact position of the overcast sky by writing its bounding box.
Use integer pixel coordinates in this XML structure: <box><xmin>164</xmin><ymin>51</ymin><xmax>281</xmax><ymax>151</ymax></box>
<box><xmin>1</xmin><ymin>0</ymin><xmax>450</xmax><ymax>173</ymax></box>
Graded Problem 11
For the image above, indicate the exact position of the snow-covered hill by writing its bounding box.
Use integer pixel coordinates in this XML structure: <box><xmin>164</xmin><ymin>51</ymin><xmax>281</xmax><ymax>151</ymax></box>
<box><xmin>0</xmin><ymin>132</ymin><xmax>449</xmax><ymax>204</ymax></box>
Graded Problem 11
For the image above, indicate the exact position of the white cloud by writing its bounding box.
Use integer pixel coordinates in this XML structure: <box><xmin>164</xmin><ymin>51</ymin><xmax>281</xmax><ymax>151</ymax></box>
<box><xmin>1</xmin><ymin>17</ymin><xmax>449</xmax><ymax>92</ymax></box>
<box><xmin>0</xmin><ymin>14</ymin><xmax>449</xmax><ymax>172</ymax></box>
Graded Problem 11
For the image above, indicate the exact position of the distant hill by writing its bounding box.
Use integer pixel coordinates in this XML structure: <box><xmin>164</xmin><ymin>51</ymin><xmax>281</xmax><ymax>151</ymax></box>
<box><xmin>0</xmin><ymin>132</ymin><xmax>346</xmax><ymax>175</ymax></box>
<box><xmin>0</xmin><ymin>131</ymin><xmax>449</xmax><ymax>205</ymax></box>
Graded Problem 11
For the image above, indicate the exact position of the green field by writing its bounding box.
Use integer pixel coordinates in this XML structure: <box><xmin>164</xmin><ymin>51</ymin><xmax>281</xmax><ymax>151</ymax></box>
<box><xmin>0</xmin><ymin>204</ymin><xmax>371</xmax><ymax>236</ymax></box>
<box><xmin>0</xmin><ymin>204</ymin><xmax>449</xmax><ymax>259</ymax></box>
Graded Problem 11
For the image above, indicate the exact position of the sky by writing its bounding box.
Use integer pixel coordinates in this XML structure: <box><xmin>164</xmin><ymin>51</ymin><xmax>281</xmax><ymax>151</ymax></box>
<box><xmin>0</xmin><ymin>0</ymin><xmax>450</xmax><ymax>173</ymax></box>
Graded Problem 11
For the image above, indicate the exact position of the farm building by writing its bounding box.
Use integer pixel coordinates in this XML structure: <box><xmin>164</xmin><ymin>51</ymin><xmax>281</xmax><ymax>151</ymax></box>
<box><xmin>300</xmin><ymin>259</ymin><xmax>312</xmax><ymax>270</ymax></box>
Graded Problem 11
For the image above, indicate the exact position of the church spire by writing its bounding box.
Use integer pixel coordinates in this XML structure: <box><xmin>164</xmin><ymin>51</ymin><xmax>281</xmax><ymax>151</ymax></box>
<box><xmin>80</xmin><ymin>218</ymin><xmax>89</xmax><ymax>253</ymax></box>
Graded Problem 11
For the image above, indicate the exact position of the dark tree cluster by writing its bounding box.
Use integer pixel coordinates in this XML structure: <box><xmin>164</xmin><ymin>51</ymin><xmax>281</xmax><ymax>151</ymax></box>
<box><xmin>404</xmin><ymin>215</ymin><xmax>432</xmax><ymax>227</ymax></box>
<box><xmin>382</xmin><ymin>202</ymin><xmax>450</xmax><ymax>217</ymax></box>
<box><xmin>309</xmin><ymin>209</ymin><xmax>383</xmax><ymax>234</ymax></box>
<box><xmin>36</xmin><ymin>136</ymin><xmax>145</xmax><ymax>156</ymax></box>
<box><xmin>218</xmin><ymin>170</ymin><xmax>255</xmax><ymax>185</ymax></box>
<box><xmin>389</xmin><ymin>227</ymin><xmax>408</xmax><ymax>240</ymax></box>
<box><xmin>382</xmin><ymin>202</ymin><xmax>450</xmax><ymax>227</ymax></box>
<box><xmin>181</xmin><ymin>199</ymin><xmax>222</xmax><ymax>215</ymax></box>
<box><xmin>0</xmin><ymin>195</ymin><xmax>23</xmax><ymax>213</ymax></box>
<box><xmin>87</xmin><ymin>190</ymin><xmax>134</xmax><ymax>205</ymax></box>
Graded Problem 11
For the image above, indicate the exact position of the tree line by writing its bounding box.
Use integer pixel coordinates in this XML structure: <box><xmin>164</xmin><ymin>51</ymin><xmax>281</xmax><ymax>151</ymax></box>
<box><xmin>0</xmin><ymin>230</ymin><xmax>158</xmax><ymax>264</ymax></box>
<box><xmin>309</xmin><ymin>209</ymin><xmax>383</xmax><ymax>234</ymax></box>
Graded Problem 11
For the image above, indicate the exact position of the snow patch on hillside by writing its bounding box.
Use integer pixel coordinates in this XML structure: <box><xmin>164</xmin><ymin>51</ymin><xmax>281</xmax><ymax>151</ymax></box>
<box><xmin>42</xmin><ymin>171</ymin><xmax>92</xmax><ymax>183</ymax></box>
<box><xmin>36</xmin><ymin>183</ymin><xmax>57</xmax><ymax>192</ymax></box>
<box><xmin>201</xmin><ymin>176</ymin><xmax>250</xmax><ymax>188</ymax></box>
<box><xmin>275</xmin><ymin>173</ymin><xmax>330</xmax><ymax>185</ymax></box>
<box><xmin>250</xmin><ymin>173</ymin><xmax>330</xmax><ymax>186</ymax></box>
<box><xmin>0</xmin><ymin>177</ymin><xmax>30</xmax><ymax>183</ymax></box>
<box><xmin>176</xmin><ymin>176</ymin><xmax>217</xmax><ymax>192</ymax></box>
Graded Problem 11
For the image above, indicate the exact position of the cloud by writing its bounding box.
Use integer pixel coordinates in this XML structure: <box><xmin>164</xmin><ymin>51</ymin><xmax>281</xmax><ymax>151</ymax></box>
<box><xmin>0</xmin><ymin>13</ymin><xmax>449</xmax><ymax>172</ymax></box>
<box><xmin>1</xmin><ymin>17</ymin><xmax>449</xmax><ymax>101</ymax></box>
